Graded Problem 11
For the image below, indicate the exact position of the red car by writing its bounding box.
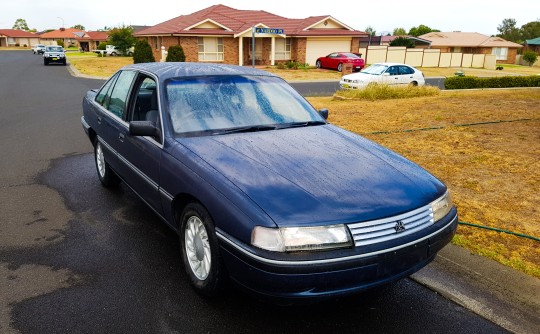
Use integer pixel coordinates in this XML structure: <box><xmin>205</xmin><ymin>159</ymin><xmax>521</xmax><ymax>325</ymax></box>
<box><xmin>315</xmin><ymin>52</ymin><xmax>365</xmax><ymax>72</ymax></box>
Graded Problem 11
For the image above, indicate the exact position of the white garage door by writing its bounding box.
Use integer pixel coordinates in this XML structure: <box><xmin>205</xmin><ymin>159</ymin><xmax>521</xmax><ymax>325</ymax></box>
<box><xmin>305</xmin><ymin>38</ymin><xmax>352</xmax><ymax>66</ymax></box>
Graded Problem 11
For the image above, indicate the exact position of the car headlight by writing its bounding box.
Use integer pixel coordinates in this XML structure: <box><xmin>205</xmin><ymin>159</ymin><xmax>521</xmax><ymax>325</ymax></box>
<box><xmin>252</xmin><ymin>224</ymin><xmax>353</xmax><ymax>252</ymax></box>
<box><xmin>431</xmin><ymin>191</ymin><xmax>453</xmax><ymax>222</ymax></box>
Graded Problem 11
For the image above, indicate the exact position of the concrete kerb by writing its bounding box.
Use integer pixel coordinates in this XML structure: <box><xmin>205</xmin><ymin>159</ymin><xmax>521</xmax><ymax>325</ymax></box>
<box><xmin>66</xmin><ymin>62</ymin><xmax>108</xmax><ymax>80</ymax></box>
<box><xmin>411</xmin><ymin>244</ymin><xmax>540</xmax><ymax>334</ymax></box>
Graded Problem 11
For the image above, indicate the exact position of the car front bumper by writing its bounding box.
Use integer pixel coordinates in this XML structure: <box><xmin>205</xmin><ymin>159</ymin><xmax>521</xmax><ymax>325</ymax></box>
<box><xmin>218</xmin><ymin>209</ymin><xmax>458</xmax><ymax>301</ymax></box>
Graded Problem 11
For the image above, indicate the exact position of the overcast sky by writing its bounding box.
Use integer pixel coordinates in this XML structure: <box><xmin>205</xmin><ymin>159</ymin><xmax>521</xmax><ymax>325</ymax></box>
<box><xmin>2</xmin><ymin>0</ymin><xmax>539</xmax><ymax>36</ymax></box>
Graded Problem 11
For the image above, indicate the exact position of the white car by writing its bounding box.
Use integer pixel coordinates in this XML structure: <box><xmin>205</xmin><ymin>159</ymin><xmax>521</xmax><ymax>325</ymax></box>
<box><xmin>340</xmin><ymin>62</ymin><xmax>425</xmax><ymax>89</ymax></box>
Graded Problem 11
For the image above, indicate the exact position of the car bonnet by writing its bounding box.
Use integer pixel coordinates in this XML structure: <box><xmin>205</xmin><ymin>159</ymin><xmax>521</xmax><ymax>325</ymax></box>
<box><xmin>175</xmin><ymin>125</ymin><xmax>446</xmax><ymax>227</ymax></box>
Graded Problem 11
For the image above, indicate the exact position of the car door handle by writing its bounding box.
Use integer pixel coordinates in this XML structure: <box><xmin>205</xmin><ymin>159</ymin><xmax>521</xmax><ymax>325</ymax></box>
<box><xmin>97</xmin><ymin>115</ymin><xmax>102</xmax><ymax>124</ymax></box>
<box><xmin>118</xmin><ymin>133</ymin><xmax>125</xmax><ymax>142</ymax></box>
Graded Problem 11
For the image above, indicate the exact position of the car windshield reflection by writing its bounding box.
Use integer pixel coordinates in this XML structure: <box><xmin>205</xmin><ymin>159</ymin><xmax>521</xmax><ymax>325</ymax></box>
<box><xmin>165</xmin><ymin>75</ymin><xmax>324</xmax><ymax>136</ymax></box>
<box><xmin>361</xmin><ymin>64</ymin><xmax>389</xmax><ymax>75</ymax></box>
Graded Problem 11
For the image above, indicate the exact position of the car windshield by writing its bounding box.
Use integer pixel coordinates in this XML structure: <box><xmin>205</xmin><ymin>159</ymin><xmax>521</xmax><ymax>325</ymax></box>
<box><xmin>361</xmin><ymin>64</ymin><xmax>389</xmax><ymax>75</ymax></box>
<box><xmin>165</xmin><ymin>75</ymin><xmax>324</xmax><ymax>136</ymax></box>
<box><xmin>47</xmin><ymin>46</ymin><xmax>63</xmax><ymax>52</ymax></box>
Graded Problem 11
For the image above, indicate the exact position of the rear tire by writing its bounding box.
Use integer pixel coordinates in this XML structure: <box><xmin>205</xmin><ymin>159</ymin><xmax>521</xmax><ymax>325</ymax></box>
<box><xmin>180</xmin><ymin>202</ymin><xmax>225</xmax><ymax>297</ymax></box>
<box><xmin>94</xmin><ymin>140</ymin><xmax>121</xmax><ymax>187</ymax></box>
<box><xmin>337</xmin><ymin>63</ymin><xmax>343</xmax><ymax>72</ymax></box>
<box><xmin>409</xmin><ymin>81</ymin><xmax>418</xmax><ymax>87</ymax></box>
<box><xmin>315</xmin><ymin>60</ymin><xmax>322</xmax><ymax>69</ymax></box>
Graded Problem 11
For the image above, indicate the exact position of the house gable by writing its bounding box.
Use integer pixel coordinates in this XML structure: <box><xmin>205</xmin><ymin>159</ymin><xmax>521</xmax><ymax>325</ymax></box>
<box><xmin>185</xmin><ymin>18</ymin><xmax>232</xmax><ymax>31</ymax></box>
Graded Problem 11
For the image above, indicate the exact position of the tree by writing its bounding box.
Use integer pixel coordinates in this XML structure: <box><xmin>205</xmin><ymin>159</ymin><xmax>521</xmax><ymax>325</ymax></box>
<box><xmin>408</xmin><ymin>25</ymin><xmax>439</xmax><ymax>37</ymax></box>
<box><xmin>522</xmin><ymin>51</ymin><xmax>538</xmax><ymax>66</ymax></box>
<box><xmin>166</xmin><ymin>45</ymin><xmax>186</xmax><ymax>62</ymax></box>
<box><xmin>72</xmin><ymin>24</ymin><xmax>85</xmax><ymax>30</ymax></box>
<box><xmin>497</xmin><ymin>18</ymin><xmax>521</xmax><ymax>42</ymax></box>
<box><xmin>365</xmin><ymin>26</ymin><xmax>376</xmax><ymax>36</ymax></box>
<box><xmin>107</xmin><ymin>25</ymin><xmax>136</xmax><ymax>56</ymax></box>
<box><xmin>133</xmin><ymin>39</ymin><xmax>155</xmax><ymax>64</ymax></box>
<box><xmin>389</xmin><ymin>36</ymin><xmax>415</xmax><ymax>48</ymax></box>
<box><xmin>521</xmin><ymin>20</ymin><xmax>540</xmax><ymax>40</ymax></box>
<box><xmin>12</xmin><ymin>18</ymin><xmax>29</xmax><ymax>31</ymax></box>
<box><xmin>393</xmin><ymin>28</ymin><xmax>407</xmax><ymax>36</ymax></box>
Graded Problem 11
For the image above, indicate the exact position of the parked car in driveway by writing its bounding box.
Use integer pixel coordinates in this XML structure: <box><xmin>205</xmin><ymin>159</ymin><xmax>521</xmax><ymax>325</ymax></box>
<box><xmin>43</xmin><ymin>45</ymin><xmax>66</xmax><ymax>65</ymax></box>
<box><xmin>340</xmin><ymin>62</ymin><xmax>425</xmax><ymax>89</ymax></box>
<box><xmin>81</xmin><ymin>62</ymin><xmax>457</xmax><ymax>301</ymax></box>
<box><xmin>316</xmin><ymin>52</ymin><xmax>365</xmax><ymax>72</ymax></box>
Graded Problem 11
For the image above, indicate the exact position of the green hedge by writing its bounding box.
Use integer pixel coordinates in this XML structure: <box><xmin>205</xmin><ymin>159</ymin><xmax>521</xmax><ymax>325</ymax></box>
<box><xmin>445</xmin><ymin>75</ymin><xmax>540</xmax><ymax>89</ymax></box>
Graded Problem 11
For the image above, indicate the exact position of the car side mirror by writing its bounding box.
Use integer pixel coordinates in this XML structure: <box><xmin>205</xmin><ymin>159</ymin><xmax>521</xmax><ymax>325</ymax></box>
<box><xmin>318</xmin><ymin>108</ymin><xmax>329</xmax><ymax>120</ymax></box>
<box><xmin>129</xmin><ymin>121</ymin><xmax>160</xmax><ymax>138</ymax></box>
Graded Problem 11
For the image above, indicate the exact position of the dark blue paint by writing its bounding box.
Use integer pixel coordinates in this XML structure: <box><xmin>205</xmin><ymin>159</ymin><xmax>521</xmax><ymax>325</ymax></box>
<box><xmin>82</xmin><ymin>62</ymin><xmax>457</xmax><ymax>300</ymax></box>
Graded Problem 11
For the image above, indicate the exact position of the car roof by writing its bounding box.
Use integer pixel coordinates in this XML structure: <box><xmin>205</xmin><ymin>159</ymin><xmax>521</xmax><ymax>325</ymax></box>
<box><xmin>371</xmin><ymin>62</ymin><xmax>412</xmax><ymax>66</ymax></box>
<box><xmin>122</xmin><ymin>62</ymin><xmax>279</xmax><ymax>81</ymax></box>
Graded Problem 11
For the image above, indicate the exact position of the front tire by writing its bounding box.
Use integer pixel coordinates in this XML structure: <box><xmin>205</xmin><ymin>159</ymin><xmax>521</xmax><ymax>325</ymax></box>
<box><xmin>44</xmin><ymin>59</ymin><xmax>48</xmax><ymax>66</ymax></box>
<box><xmin>94</xmin><ymin>140</ymin><xmax>121</xmax><ymax>187</ymax></box>
<box><xmin>180</xmin><ymin>202</ymin><xmax>225</xmax><ymax>297</ymax></box>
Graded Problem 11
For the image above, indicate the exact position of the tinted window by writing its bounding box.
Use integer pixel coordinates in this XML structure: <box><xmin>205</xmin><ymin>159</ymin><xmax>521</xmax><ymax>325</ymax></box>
<box><xmin>387</xmin><ymin>66</ymin><xmax>399</xmax><ymax>76</ymax></box>
<box><xmin>107</xmin><ymin>71</ymin><xmax>136</xmax><ymax>119</ymax></box>
<box><xmin>399</xmin><ymin>66</ymin><xmax>414</xmax><ymax>75</ymax></box>
<box><xmin>130</xmin><ymin>76</ymin><xmax>158</xmax><ymax>122</ymax></box>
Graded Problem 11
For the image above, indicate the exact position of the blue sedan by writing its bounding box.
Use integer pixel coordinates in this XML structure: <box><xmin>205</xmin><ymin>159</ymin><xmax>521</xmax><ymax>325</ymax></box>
<box><xmin>81</xmin><ymin>62</ymin><xmax>457</xmax><ymax>301</ymax></box>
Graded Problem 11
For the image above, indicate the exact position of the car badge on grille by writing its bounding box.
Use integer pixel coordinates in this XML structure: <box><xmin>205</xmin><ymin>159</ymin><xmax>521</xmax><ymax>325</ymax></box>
<box><xmin>394</xmin><ymin>220</ymin><xmax>406</xmax><ymax>233</ymax></box>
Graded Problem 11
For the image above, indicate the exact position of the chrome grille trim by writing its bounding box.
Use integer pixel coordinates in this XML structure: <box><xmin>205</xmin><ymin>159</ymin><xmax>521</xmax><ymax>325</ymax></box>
<box><xmin>347</xmin><ymin>204</ymin><xmax>434</xmax><ymax>246</ymax></box>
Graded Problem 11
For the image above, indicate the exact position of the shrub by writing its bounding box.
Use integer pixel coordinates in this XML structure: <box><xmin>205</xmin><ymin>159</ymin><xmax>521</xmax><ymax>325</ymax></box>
<box><xmin>15</xmin><ymin>43</ymin><xmax>20</xmax><ymax>47</ymax></box>
<box><xmin>522</xmin><ymin>51</ymin><xmax>538</xmax><ymax>66</ymax></box>
<box><xmin>133</xmin><ymin>40</ymin><xmax>155</xmax><ymax>64</ymax></box>
<box><xmin>23</xmin><ymin>44</ymin><xmax>27</xmax><ymax>48</ymax></box>
<box><xmin>57</xmin><ymin>39</ymin><xmax>64</xmax><ymax>47</ymax></box>
<box><xmin>445</xmin><ymin>75</ymin><xmax>540</xmax><ymax>89</ymax></box>
<box><xmin>335</xmin><ymin>84</ymin><xmax>440</xmax><ymax>101</ymax></box>
<box><xmin>166</xmin><ymin>45</ymin><xmax>185</xmax><ymax>62</ymax></box>
<box><xmin>97</xmin><ymin>42</ymin><xmax>107</xmax><ymax>50</ymax></box>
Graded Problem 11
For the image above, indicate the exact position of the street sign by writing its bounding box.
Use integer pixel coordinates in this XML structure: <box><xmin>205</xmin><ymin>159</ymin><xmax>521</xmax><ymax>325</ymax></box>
<box><xmin>254</xmin><ymin>27</ymin><xmax>284</xmax><ymax>34</ymax></box>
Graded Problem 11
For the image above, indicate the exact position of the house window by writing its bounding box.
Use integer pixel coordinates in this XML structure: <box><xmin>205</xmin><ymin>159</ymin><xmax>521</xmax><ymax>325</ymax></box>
<box><xmin>492</xmin><ymin>47</ymin><xmax>508</xmax><ymax>60</ymax></box>
<box><xmin>198</xmin><ymin>37</ymin><xmax>224</xmax><ymax>61</ymax></box>
<box><xmin>275</xmin><ymin>38</ymin><xmax>291</xmax><ymax>60</ymax></box>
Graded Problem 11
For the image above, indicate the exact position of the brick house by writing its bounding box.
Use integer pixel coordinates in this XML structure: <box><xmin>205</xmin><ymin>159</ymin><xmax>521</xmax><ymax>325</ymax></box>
<box><xmin>76</xmin><ymin>31</ymin><xmax>109</xmax><ymax>52</ymax></box>
<box><xmin>134</xmin><ymin>4</ymin><xmax>367</xmax><ymax>66</ymax></box>
<box><xmin>0</xmin><ymin>29</ymin><xmax>39</xmax><ymax>47</ymax></box>
<box><xmin>39</xmin><ymin>28</ymin><xmax>84</xmax><ymax>47</ymax></box>
<box><xmin>419</xmin><ymin>32</ymin><xmax>523</xmax><ymax>64</ymax></box>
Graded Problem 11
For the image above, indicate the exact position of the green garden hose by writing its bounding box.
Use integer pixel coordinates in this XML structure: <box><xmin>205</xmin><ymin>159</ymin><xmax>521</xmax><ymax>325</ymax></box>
<box><xmin>458</xmin><ymin>221</ymin><xmax>540</xmax><ymax>242</ymax></box>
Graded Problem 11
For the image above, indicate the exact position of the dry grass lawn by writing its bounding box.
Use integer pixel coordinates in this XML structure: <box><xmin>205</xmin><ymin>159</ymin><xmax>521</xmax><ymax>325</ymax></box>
<box><xmin>307</xmin><ymin>89</ymin><xmax>540</xmax><ymax>277</ymax></box>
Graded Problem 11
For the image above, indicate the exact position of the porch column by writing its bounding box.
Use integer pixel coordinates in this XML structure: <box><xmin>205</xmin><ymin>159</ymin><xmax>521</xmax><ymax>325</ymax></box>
<box><xmin>271</xmin><ymin>37</ymin><xmax>275</xmax><ymax>66</ymax></box>
<box><xmin>239</xmin><ymin>37</ymin><xmax>243</xmax><ymax>66</ymax></box>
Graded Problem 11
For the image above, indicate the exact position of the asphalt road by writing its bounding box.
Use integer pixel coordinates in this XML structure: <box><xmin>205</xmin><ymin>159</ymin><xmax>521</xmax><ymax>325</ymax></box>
<box><xmin>0</xmin><ymin>51</ymin><xmax>507</xmax><ymax>334</ymax></box>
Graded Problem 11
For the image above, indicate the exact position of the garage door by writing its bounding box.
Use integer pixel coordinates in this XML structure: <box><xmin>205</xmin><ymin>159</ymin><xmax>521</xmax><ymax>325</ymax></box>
<box><xmin>305</xmin><ymin>38</ymin><xmax>352</xmax><ymax>66</ymax></box>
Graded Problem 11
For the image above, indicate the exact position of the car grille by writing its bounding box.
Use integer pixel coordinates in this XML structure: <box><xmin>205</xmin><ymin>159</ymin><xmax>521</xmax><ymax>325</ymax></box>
<box><xmin>342</xmin><ymin>78</ymin><xmax>353</xmax><ymax>83</ymax></box>
<box><xmin>347</xmin><ymin>204</ymin><xmax>433</xmax><ymax>246</ymax></box>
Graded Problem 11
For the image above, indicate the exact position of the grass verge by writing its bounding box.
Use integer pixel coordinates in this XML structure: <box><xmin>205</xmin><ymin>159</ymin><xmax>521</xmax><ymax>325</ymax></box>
<box><xmin>306</xmin><ymin>88</ymin><xmax>540</xmax><ymax>277</ymax></box>
<box><xmin>335</xmin><ymin>84</ymin><xmax>441</xmax><ymax>100</ymax></box>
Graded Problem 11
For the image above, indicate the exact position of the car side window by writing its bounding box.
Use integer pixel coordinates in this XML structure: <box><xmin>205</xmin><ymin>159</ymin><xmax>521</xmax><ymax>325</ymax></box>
<box><xmin>399</xmin><ymin>66</ymin><xmax>414</xmax><ymax>75</ymax></box>
<box><xmin>387</xmin><ymin>66</ymin><xmax>399</xmax><ymax>76</ymax></box>
<box><xmin>107</xmin><ymin>71</ymin><xmax>137</xmax><ymax>119</ymax></box>
<box><xmin>130</xmin><ymin>76</ymin><xmax>158</xmax><ymax>123</ymax></box>
<box><xmin>95</xmin><ymin>73</ymin><xmax>119</xmax><ymax>106</ymax></box>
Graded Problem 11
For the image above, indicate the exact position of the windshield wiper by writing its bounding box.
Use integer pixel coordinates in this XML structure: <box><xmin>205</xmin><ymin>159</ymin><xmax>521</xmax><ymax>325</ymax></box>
<box><xmin>277</xmin><ymin>120</ymin><xmax>326</xmax><ymax>129</ymax></box>
<box><xmin>213</xmin><ymin>125</ymin><xmax>277</xmax><ymax>135</ymax></box>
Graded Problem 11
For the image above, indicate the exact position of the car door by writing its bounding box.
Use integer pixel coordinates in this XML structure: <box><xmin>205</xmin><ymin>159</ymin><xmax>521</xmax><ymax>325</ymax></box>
<box><xmin>121</xmin><ymin>74</ymin><xmax>163</xmax><ymax>214</ymax></box>
<box><xmin>324</xmin><ymin>53</ymin><xmax>338</xmax><ymax>69</ymax></box>
<box><xmin>97</xmin><ymin>70</ymin><xmax>137</xmax><ymax>184</ymax></box>
<box><xmin>397</xmin><ymin>65</ymin><xmax>415</xmax><ymax>85</ymax></box>
<box><xmin>383</xmin><ymin>65</ymin><xmax>400</xmax><ymax>85</ymax></box>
